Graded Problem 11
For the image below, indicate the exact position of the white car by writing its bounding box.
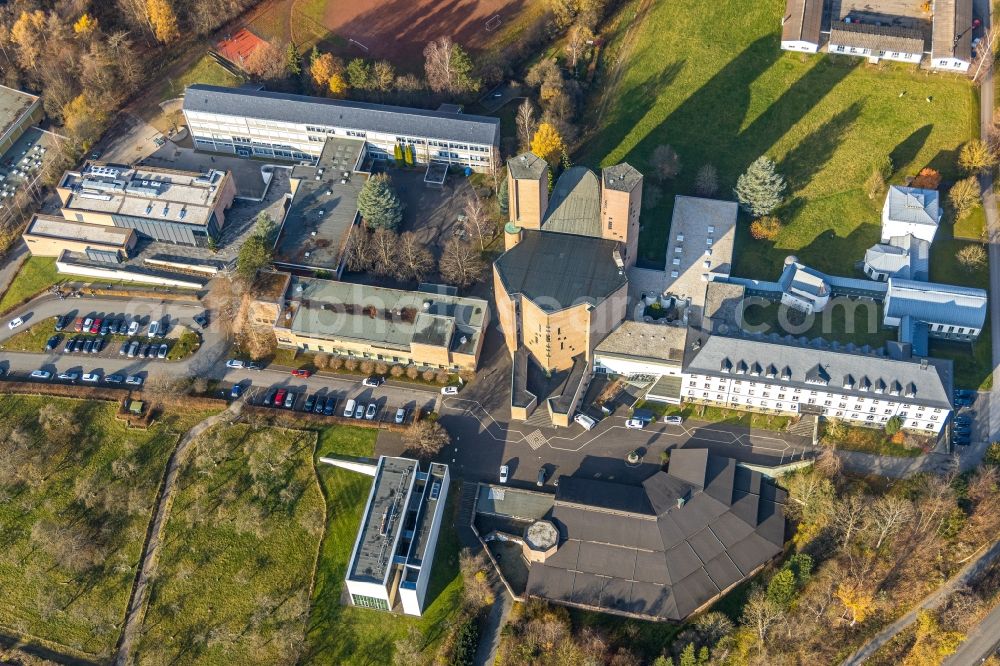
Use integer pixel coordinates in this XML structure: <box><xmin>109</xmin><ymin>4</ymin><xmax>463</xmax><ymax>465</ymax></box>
<box><xmin>147</xmin><ymin>320</ymin><xmax>160</xmax><ymax>338</ymax></box>
<box><xmin>663</xmin><ymin>415</ymin><xmax>684</xmax><ymax>425</ymax></box>
<box><xmin>441</xmin><ymin>385</ymin><xmax>459</xmax><ymax>395</ymax></box>
<box><xmin>499</xmin><ymin>465</ymin><xmax>509</xmax><ymax>484</ymax></box>
<box><xmin>624</xmin><ymin>418</ymin><xmax>646</xmax><ymax>430</ymax></box>
<box><xmin>226</xmin><ymin>359</ymin><xmax>245</xmax><ymax>369</ymax></box>
<box><xmin>30</xmin><ymin>369</ymin><xmax>51</xmax><ymax>380</ymax></box>
<box><xmin>7</xmin><ymin>316</ymin><xmax>24</xmax><ymax>330</ymax></box>
<box><xmin>394</xmin><ymin>408</ymin><xmax>406</xmax><ymax>424</ymax></box>
<box><xmin>57</xmin><ymin>371</ymin><xmax>79</xmax><ymax>381</ymax></box>
<box><xmin>125</xmin><ymin>375</ymin><xmax>144</xmax><ymax>386</ymax></box>
<box><xmin>82</xmin><ymin>373</ymin><xmax>101</xmax><ymax>383</ymax></box>
<box><xmin>127</xmin><ymin>320</ymin><xmax>140</xmax><ymax>336</ymax></box>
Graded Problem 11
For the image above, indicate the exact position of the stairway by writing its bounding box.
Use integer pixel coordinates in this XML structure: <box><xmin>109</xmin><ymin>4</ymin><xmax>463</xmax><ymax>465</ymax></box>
<box><xmin>524</xmin><ymin>408</ymin><xmax>555</xmax><ymax>428</ymax></box>
<box><xmin>456</xmin><ymin>481</ymin><xmax>481</xmax><ymax>550</ymax></box>
<box><xmin>787</xmin><ymin>414</ymin><xmax>817</xmax><ymax>438</ymax></box>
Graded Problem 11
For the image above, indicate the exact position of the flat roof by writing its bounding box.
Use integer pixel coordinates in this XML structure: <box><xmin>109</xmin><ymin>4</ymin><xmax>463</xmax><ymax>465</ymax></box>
<box><xmin>184</xmin><ymin>84</ymin><xmax>500</xmax><ymax>147</ymax></box>
<box><xmin>274</xmin><ymin>137</ymin><xmax>366</xmax><ymax>269</ymax></box>
<box><xmin>602</xmin><ymin>163</ymin><xmax>642</xmax><ymax>193</ymax></box>
<box><xmin>278</xmin><ymin>276</ymin><xmax>488</xmax><ymax>353</ymax></box>
<box><xmin>25</xmin><ymin>214</ymin><xmax>134</xmax><ymax>247</ymax></box>
<box><xmin>0</xmin><ymin>84</ymin><xmax>39</xmax><ymax>145</ymax></box>
<box><xmin>349</xmin><ymin>457</ymin><xmax>418</xmax><ymax>584</ymax></box>
<box><xmin>886</xmin><ymin>278</ymin><xmax>988</xmax><ymax>330</ymax></box>
<box><xmin>495</xmin><ymin>230</ymin><xmax>627</xmax><ymax>312</ymax></box>
<box><xmin>508</xmin><ymin>152</ymin><xmax>547</xmax><ymax>180</ymax></box>
<box><xmin>664</xmin><ymin>196</ymin><xmax>738</xmax><ymax>308</ymax></box>
<box><xmin>407</xmin><ymin>463</ymin><xmax>448</xmax><ymax>567</ymax></box>
<box><xmin>60</xmin><ymin>164</ymin><xmax>230</xmax><ymax>227</ymax></box>
<box><xmin>595</xmin><ymin>321</ymin><xmax>688</xmax><ymax>365</ymax></box>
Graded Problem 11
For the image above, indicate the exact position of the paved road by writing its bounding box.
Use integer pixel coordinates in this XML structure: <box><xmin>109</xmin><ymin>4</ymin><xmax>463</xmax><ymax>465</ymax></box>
<box><xmin>842</xmin><ymin>538</ymin><xmax>1000</xmax><ymax>666</ymax></box>
<box><xmin>945</xmin><ymin>600</ymin><xmax>1000</xmax><ymax>665</ymax></box>
<box><xmin>114</xmin><ymin>399</ymin><xmax>245</xmax><ymax>666</ymax></box>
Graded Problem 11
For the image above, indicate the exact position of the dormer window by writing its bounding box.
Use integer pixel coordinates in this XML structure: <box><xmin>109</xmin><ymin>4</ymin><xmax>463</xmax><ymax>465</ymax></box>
<box><xmin>736</xmin><ymin>360</ymin><xmax>748</xmax><ymax>375</ymax></box>
<box><xmin>766</xmin><ymin>364</ymin><xmax>777</xmax><ymax>379</ymax></box>
<box><xmin>904</xmin><ymin>382</ymin><xmax>916</xmax><ymax>398</ymax></box>
<box><xmin>843</xmin><ymin>374</ymin><xmax>854</xmax><ymax>389</ymax></box>
<box><xmin>750</xmin><ymin>362</ymin><xmax>762</xmax><ymax>376</ymax></box>
<box><xmin>875</xmin><ymin>379</ymin><xmax>886</xmax><ymax>394</ymax></box>
<box><xmin>720</xmin><ymin>358</ymin><xmax>732</xmax><ymax>373</ymax></box>
<box><xmin>780</xmin><ymin>366</ymin><xmax>792</xmax><ymax>381</ymax></box>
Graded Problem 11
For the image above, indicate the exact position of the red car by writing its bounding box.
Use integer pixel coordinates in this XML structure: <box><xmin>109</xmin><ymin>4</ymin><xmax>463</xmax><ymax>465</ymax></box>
<box><xmin>291</xmin><ymin>368</ymin><xmax>312</xmax><ymax>378</ymax></box>
<box><xmin>274</xmin><ymin>388</ymin><xmax>287</xmax><ymax>406</ymax></box>
<box><xmin>90</xmin><ymin>318</ymin><xmax>102</xmax><ymax>334</ymax></box>
<box><xmin>73</xmin><ymin>317</ymin><xmax>84</xmax><ymax>333</ymax></box>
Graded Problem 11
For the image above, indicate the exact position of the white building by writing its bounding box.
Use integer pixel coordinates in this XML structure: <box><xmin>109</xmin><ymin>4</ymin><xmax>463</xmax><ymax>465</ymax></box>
<box><xmin>881</xmin><ymin>186</ymin><xmax>942</xmax><ymax>244</ymax></box>
<box><xmin>345</xmin><ymin>456</ymin><xmax>450</xmax><ymax>616</ymax></box>
<box><xmin>780</xmin><ymin>0</ymin><xmax>823</xmax><ymax>52</ymax></box>
<box><xmin>863</xmin><ymin>234</ymin><xmax>930</xmax><ymax>282</ymax></box>
<box><xmin>931</xmin><ymin>0</ymin><xmax>974</xmax><ymax>72</ymax></box>
<box><xmin>777</xmin><ymin>258</ymin><xmax>831</xmax><ymax>314</ymax></box>
<box><xmin>681</xmin><ymin>335</ymin><xmax>953</xmax><ymax>434</ymax></box>
<box><xmin>593</xmin><ymin>321</ymin><xmax>688</xmax><ymax>403</ymax></box>
<box><xmin>182</xmin><ymin>84</ymin><xmax>499</xmax><ymax>172</ymax></box>
<box><xmin>884</xmin><ymin>278</ymin><xmax>988</xmax><ymax>342</ymax></box>
<box><xmin>828</xmin><ymin>23</ymin><xmax>925</xmax><ymax>64</ymax></box>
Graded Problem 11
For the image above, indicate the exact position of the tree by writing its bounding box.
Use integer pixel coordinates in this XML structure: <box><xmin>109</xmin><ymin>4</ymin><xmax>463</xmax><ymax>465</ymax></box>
<box><xmin>423</xmin><ymin>37</ymin><xmax>479</xmax><ymax>94</ymax></box>
<box><xmin>904</xmin><ymin>610</ymin><xmax>965</xmax><ymax>665</ymax></box>
<box><xmin>73</xmin><ymin>13</ymin><xmax>99</xmax><ymax>35</ymax></box>
<box><xmin>865</xmin><ymin>154</ymin><xmax>893</xmax><ymax>199</ymax></box>
<box><xmin>836</xmin><ymin>580</ymin><xmax>875</xmax><ymax>626</ymax></box>
<box><xmin>950</xmin><ymin>176</ymin><xmax>982</xmax><ymax>220</ymax></box>
<box><xmin>884</xmin><ymin>415</ymin><xmax>903</xmax><ymax>436</ymax></box>
<box><xmin>516</xmin><ymin>99</ymin><xmax>538</xmax><ymax>151</ymax></box>
<box><xmin>396</xmin><ymin>231</ymin><xmax>434</xmax><ymax>283</ymax></box>
<box><xmin>694</xmin><ymin>164</ymin><xmax>718</xmax><ymax>197</ymax></box>
<box><xmin>328</xmin><ymin>72</ymin><xmax>348</xmax><ymax>97</ymax></box>
<box><xmin>285</xmin><ymin>42</ymin><xmax>301</xmax><ymax>76</ymax></box>
<box><xmin>368</xmin><ymin>227</ymin><xmax>399</xmax><ymax>276</ymax></box>
<box><xmin>146</xmin><ymin>0</ymin><xmax>179</xmax><ymax>44</ymax></box>
<box><xmin>459</xmin><ymin>548</ymin><xmax>495</xmax><ymax>609</ymax></box>
<box><xmin>372</xmin><ymin>60</ymin><xmax>395</xmax><ymax>92</ymax></box>
<box><xmin>957</xmin><ymin>243</ymin><xmax>988</xmax><ymax>272</ymax></box>
<box><xmin>958</xmin><ymin>138</ymin><xmax>998</xmax><ymax>174</ymax></box>
<box><xmin>346</xmin><ymin>58</ymin><xmax>372</xmax><ymax>90</ymax></box>
<box><xmin>357</xmin><ymin>173</ymin><xmax>404</xmax><ymax>230</ymax></box>
<box><xmin>405</xmin><ymin>420</ymin><xmax>450</xmax><ymax>459</ymax></box>
<box><xmin>497</xmin><ymin>175</ymin><xmax>510</xmax><ymax>217</ymax></box>
<box><xmin>735</xmin><ymin>156</ymin><xmax>786</xmax><ymax>216</ymax></box>
<box><xmin>62</xmin><ymin>94</ymin><xmax>107</xmax><ymax>147</ymax></box>
<box><xmin>439</xmin><ymin>238</ymin><xmax>485</xmax><ymax>288</ymax></box>
<box><xmin>741</xmin><ymin>587</ymin><xmax>784</xmax><ymax>654</ymax></box>
<box><xmin>235</xmin><ymin>213</ymin><xmax>276</xmax><ymax>284</ymax></box>
<box><xmin>310</xmin><ymin>52</ymin><xmax>344</xmax><ymax>93</ymax></box>
<box><xmin>244</xmin><ymin>39</ymin><xmax>288</xmax><ymax>80</ymax></box>
<box><xmin>530</xmin><ymin>123</ymin><xmax>565</xmax><ymax>165</ymax></box>
<box><xmin>833</xmin><ymin>492</ymin><xmax>869</xmax><ymax>548</ymax></box>
<box><xmin>345</xmin><ymin>228</ymin><xmax>373</xmax><ymax>272</ymax></box>
<box><xmin>766</xmin><ymin>569</ymin><xmax>798</xmax><ymax>607</ymax></box>
<box><xmin>650</xmin><ymin>144</ymin><xmax>681</xmax><ymax>181</ymax></box>
<box><xmin>867</xmin><ymin>495</ymin><xmax>914</xmax><ymax>550</ymax></box>
<box><xmin>749</xmin><ymin>216</ymin><xmax>782</xmax><ymax>241</ymax></box>
<box><xmin>985</xmin><ymin>441</ymin><xmax>1000</xmax><ymax>466</ymax></box>
<box><xmin>565</xmin><ymin>24</ymin><xmax>595</xmax><ymax>68</ymax></box>
<box><xmin>911</xmin><ymin>167</ymin><xmax>942</xmax><ymax>189</ymax></box>
<box><xmin>463</xmin><ymin>192</ymin><xmax>496</xmax><ymax>250</ymax></box>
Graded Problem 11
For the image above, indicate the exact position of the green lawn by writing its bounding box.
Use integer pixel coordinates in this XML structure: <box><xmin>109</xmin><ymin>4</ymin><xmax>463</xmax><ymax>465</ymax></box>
<box><xmin>135</xmin><ymin>424</ymin><xmax>325</xmax><ymax>665</ymax></box>
<box><xmin>162</xmin><ymin>53</ymin><xmax>244</xmax><ymax>101</ymax></box>
<box><xmin>820</xmin><ymin>421</ymin><xmax>926</xmax><ymax>457</ymax></box>
<box><xmin>0</xmin><ymin>317</ymin><xmax>59</xmax><ymax>352</ymax></box>
<box><xmin>0</xmin><ymin>397</ymin><xmax>214</xmax><ymax>660</ymax></box>
<box><xmin>303</xmin><ymin>425</ymin><xmax>465</xmax><ymax>665</ymax></box>
<box><xmin>640</xmin><ymin>400</ymin><xmax>793</xmax><ymax>431</ymax></box>
<box><xmin>0</xmin><ymin>257</ymin><xmax>61</xmax><ymax>314</ymax></box>
<box><xmin>583</xmin><ymin>0</ymin><xmax>977</xmax><ymax>274</ymax></box>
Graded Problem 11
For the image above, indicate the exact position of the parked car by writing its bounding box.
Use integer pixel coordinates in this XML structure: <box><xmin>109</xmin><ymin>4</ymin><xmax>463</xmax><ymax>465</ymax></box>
<box><xmin>82</xmin><ymin>317</ymin><xmax>93</xmax><ymax>332</ymax></box>
<box><xmin>365</xmin><ymin>403</ymin><xmax>378</xmax><ymax>420</ymax></box>
<box><xmin>45</xmin><ymin>335</ymin><xmax>61</xmax><ymax>351</ymax></box>
<box><xmin>283</xmin><ymin>391</ymin><xmax>295</xmax><ymax>409</ymax></box>
<box><xmin>499</xmin><ymin>465</ymin><xmax>509</xmax><ymax>484</ymax></box>
<box><xmin>147</xmin><ymin>320</ymin><xmax>160</xmax><ymax>338</ymax></box>
<box><xmin>663</xmin><ymin>415</ymin><xmax>684</xmax><ymax>425</ymax></box>
<box><xmin>74</xmin><ymin>317</ymin><xmax>85</xmax><ymax>332</ymax></box>
<box><xmin>146</xmin><ymin>345</ymin><xmax>157</xmax><ymax>359</ymax></box>
<box><xmin>574</xmin><ymin>413</ymin><xmax>596</xmax><ymax>430</ymax></box>
<box><xmin>138</xmin><ymin>344</ymin><xmax>150</xmax><ymax>358</ymax></box>
<box><xmin>291</xmin><ymin>368</ymin><xmax>312</xmax><ymax>378</ymax></box>
<box><xmin>104</xmin><ymin>374</ymin><xmax>124</xmax><ymax>384</ymax></box>
<box><xmin>7</xmin><ymin>316</ymin><xmax>24</xmax><ymax>329</ymax></box>
<box><xmin>354</xmin><ymin>403</ymin><xmax>365</xmax><ymax>419</ymax></box>
<box><xmin>323</xmin><ymin>397</ymin><xmax>336</xmax><ymax>416</ymax></box>
<box><xmin>226</xmin><ymin>359</ymin><xmax>244</xmax><ymax>369</ymax></box>
<box><xmin>125</xmin><ymin>375</ymin><xmax>144</xmax><ymax>386</ymax></box>
<box><xmin>54</xmin><ymin>316</ymin><xmax>67</xmax><ymax>331</ymax></box>
<box><xmin>343</xmin><ymin>399</ymin><xmax>356</xmax><ymax>418</ymax></box>
<box><xmin>82</xmin><ymin>373</ymin><xmax>100</xmax><ymax>383</ymax></box>
<box><xmin>99</xmin><ymin>320</ymin><xmax>110</xmax><ymax>335</ymax></box>
<box><xmin>82</xmin><ymin>339</ymin><xmax>93</xmax><ymax>354</ymax></box>
<box><xmin>119</xmin><ymin>341</ymin><xmax>129</xmax><ymax>356</ymax></box>
<box><xmin>536</xmin><ymin>467</ymin><xmax>547</xmax><ymax>487</ymax></box>
<box><xmin>193</xmin><ymin>313</ymin><xmax>209</xmax><ymax>329</ymax></box>
<box><xmin>89</xmin><ymin>318</ymin><xmax>101</xmax><ymax>334</ymax></box>
<box><xmin>30</xmin><ymin>369</ymin><xmax>52</xmax><ymax>380</ymax></box>
<box><xmin>624</xmin><ymin>419</ymin><xmax>646</xmax><ymax>430</ymax></box>
<box><xmin>314</xmin><ymin>395</ymin><xmax>327</xmax><ymax>414</ymax></box>
<box><xmin>127</xmin><ymin>341</ymin><xmax>139</xmax><ymax>358</ymax></box>
<box><xmin>74</xmin><ymin>338</ymin><xmax>85</xmax><ymax>353</ymax></box>
<box><xmin>57</xmin><ymin>371</ymin><xmax>79</xmax><ymax>381</ymax></box>
<box><xmin>262</xmin><ymin>391</ymin><xmax>274</xmax><ymax>407</ymax></box>
<box><xmin>92</xmin><ymin>339</ymin><xmax>104</xmax><ymax>353</ymax></box>
<box><xmin>247</xmin><ymin>361</ymin><xmax>262</xmax><ymax>371</ymax></box>
<box><xmin>394</xmin><ymin>408</ymin><xmax>406</xmax><ymax>424</ymax></box>
<box><xmin>363</xmin><ymin>375</ymin><xmax>384</xmax><ymax>388</ymax></box>
<box><xmin>441</xmin><ymin>385</ymin><xmax>459</xmax><ymax>395</ymax></box>
<box><xmin>127</xmin><ymin>320</ymin><xmax>140</xmax><ymax>336</ymax></box>
<box><xmin>274</xmin><ymin>388</ymin><xmax>287</xmax><ymax>406</ymax></box>
<box><xmin>304</xmin><ymin>394</ymin><xmax>316</xmax><ymax>412</ymax></box>
<box><xmin>63</xmin><ymin>337</ymin><xmax>76</xmax><ymax>353</ymax></box>
<box><xmin>230</xmin><ymin>384</ymin><xmax>244</xmax><ymax>399</ymax></box>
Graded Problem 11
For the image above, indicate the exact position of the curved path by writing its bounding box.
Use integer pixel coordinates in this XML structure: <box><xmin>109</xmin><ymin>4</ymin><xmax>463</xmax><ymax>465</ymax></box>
<box><xmin>113</xmin><ymin>398</ymin><xmax>245</xmax><ymax>666</ymax></box>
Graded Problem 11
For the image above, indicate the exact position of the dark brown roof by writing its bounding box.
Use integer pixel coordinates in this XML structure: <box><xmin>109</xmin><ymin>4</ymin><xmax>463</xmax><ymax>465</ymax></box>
<box><xmin>829</xmin><ymin>22</ymin><xmax>926</xmax><ymax>54</ymax></box>
<box><xmin>782</xmin><ymin>0</ymin><xmax>824</xmax><ymax>45</ymax></box>
<box><xmin>525</xmin><ymin>450</ymin><xmax>787</xmax><ymax>621</ymax></box>
<box><xmin>932</xmin><ymin>0</ymin><xmax>973</xmax><ymax>62</ymax></box>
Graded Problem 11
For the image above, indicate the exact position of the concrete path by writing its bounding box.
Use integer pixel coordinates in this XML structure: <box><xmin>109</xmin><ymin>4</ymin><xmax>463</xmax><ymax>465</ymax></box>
<box><xmin>113</xmin><ymin>399</ymin><xmax>245</xmax><ymax>666</ymax></box>
<box><xmin>842</xmin><ymin>538</ymin><xmax>1000</xmax><ymax>666</ymax></box>
<box><xmin>944</xmin><ymin>597</ymin><xmax>1000</xmax><ymax>665</ymax></box>
<box><xmin>473</xmin><ymin>588</ymin><xmax>512</xmax><ymax>666</ymax></box>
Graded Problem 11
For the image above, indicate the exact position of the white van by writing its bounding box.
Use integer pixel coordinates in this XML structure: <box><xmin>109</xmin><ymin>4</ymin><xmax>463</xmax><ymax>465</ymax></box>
<box><xmin>574</xmin><ymin>413</ymin><xmax>596</xmax><ymax>430</ymax></box>
<box><xmin>343</xmin><ymin>398</ymin><xmax>356</xmax><ymax>418</ymax></box>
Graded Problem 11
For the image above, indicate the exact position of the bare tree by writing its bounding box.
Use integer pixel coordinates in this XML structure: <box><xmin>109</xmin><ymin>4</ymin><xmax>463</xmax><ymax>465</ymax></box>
<box><xmin>742</xmin><ymin>586</ymin><xmax>784</xmax><ymax>655</ymax></box>
<box><xmin>971</xmin><ymin>26</ymin><xmax>999</xmax><ymax>84</ymax></box>
<box><xmin>459</xmin><ymin>548</ymin><xmax>495</xmax><ymax>609</ymax></box>
<box><xmin>463</xmin><ymin>192</ymin><xmax>496</xmax><ymax>250</ymax></box>
<box><xmin>833</xmin><ymin>493</ymin><xmax>869</xmax><ymax>548</ymax></box>
<box><xmin>344</xmin><ymin>227</ymin><xmax>374</xmax><ymax>272</ymax></box>
<box><xmin>516</xmin><ymin>99</ymin><xmax>538</xmax><ymax>151</ymax></box>
<box><xmin>243</xmin><ymin>38</ymin><xmax>288</xmax><ymax>80</ymax></box>
<box><xmin>866</xmin><ymin>495</ymin><xmax>914</xmax><ymax>550</ymax></box>
<box><xmin>369</xmin><ymin>227</ymin><xmax>399</xmax><ymax>276</ymax></box>
<box><xmin>404</xmin><ymin>420</ymin><xmax>451</xmax><ymax>459</ymax></box>
<box><xmin>565</xmin><ymin>24</ymin><xmax>595</xmax><ymax>68</ymax></box>
<box><xmin>395</xmin><ymin>232</ymin><xmax>434</xmax><ymax>283</ymax></box>
<box><xmin>694</xmin><ymin>164</ymin><xmax>719</xmax><ymax>197</ymax></box>
<box><xmin>650</xmin><ymin>144</ymin><xmax>681</xmax><ymax>181</ymax></box>
<box><xmin>439</xmin><ymin>238</ymin><xmax>485</xmax><ymax>288</ymax></box>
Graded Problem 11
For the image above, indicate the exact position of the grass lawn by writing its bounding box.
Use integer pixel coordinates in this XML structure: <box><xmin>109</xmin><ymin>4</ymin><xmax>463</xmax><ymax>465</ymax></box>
<box><xmin>0</xmin><ymin>317</ymin><xmax>59</xmax><ymax>352</ymax></box>
<box><xmin>0</xmin><ymin>257</ymin><xmax>61</xmax><ymax>314</ymax></box>
<box><xmin>953</xmin><ymin>206</ymin><xmax>986</xmax><ymax>241</ymax></box>
<box><xmin>583</xmin><ymin>0</ymin><xmax>977</xmax><ymax>274</ymax></box>
<box><xmin>739</xmin><ymin>298</ymin><xmax>894</xmax><ymax>348</ymax></box>
<box><xmin>161</xmin><ymin>53</ymin><xmax>244</xmax><ymax>101</ymax></box>
<box><xmin>639</xmin><ymin>400</ymin><xmax>793</xmax><ymax>431</ymax></box>
<box><xmin>135</xmin><ymin>424</ymin><xmax>325</xmax><ymax>665</ymax></box>
<box><xmin>166</xmin><ymin>330</ymin><xmax>201</xmax><ymax>360</ymax></box>
<box><xmin>303</xmin><ymin>425</ymin><xmax>466</xmax><ymax>665</ymax></box>
<box><xmin>0</xmin><ymin>396</ymin><xmax>214</xmax><ymax>660</ymax></box>
<box><xmin>820</xmin><ymin>421</ymin><xmax>925</xmax><ymax>457</ymax></box>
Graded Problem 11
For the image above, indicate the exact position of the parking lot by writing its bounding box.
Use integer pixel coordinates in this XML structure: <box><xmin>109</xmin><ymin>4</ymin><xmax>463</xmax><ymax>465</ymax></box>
<box><xmin>244</xmin><ymin>381</ymin><xmax>422</xmax><ymax>426</ymax></box>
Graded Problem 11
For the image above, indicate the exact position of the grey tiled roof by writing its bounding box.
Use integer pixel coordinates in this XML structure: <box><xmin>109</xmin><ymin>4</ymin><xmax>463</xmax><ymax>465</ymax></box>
<box><xmin>886</xmin><ymin>278</ymin><xmax>988</xmax><ymax>330</ymax></box>
<box><xmin>864</xmin><ymin>234</ymin><xmax>929</xmax><ymax>280</ymax></box>
<box><xmin>781</xmin><ymin>0</ymin><xmax>823</xmax><ymax>44</ymax></box>
<box><xmin>829</xmin><ymin>23</ymin><xmax>926</xmax><ymax>54</ymax></box>
<box><xmin>184</xmin><ymin>84</ymin><xmax>500</xmax><ymax>146</ymax></box>
<box><xmin>508</xmin><ymin>152</ymin><xmax>547</xmax><ymax>180</ymax></box>
<box><xmin>932</xmin><ymin>0</ymin><xmax>973</xmax><ymax>62</ymax></box>
<box><xmin>594</xmin><ymin>321</ymin><xmax>687</xmax><ymax>364</ymax></box>
<box><xmin>527</xmin><ymin>450</ymin><xmax>786</xmax><ymax>621</ymax></box>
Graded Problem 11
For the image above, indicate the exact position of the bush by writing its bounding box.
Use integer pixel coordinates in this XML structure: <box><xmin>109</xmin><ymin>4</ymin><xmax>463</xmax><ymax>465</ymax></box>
<box><xmin>749</xmin><ymin>216</ymin><xmax>782</xmax><ymax>241</ymax></box>
<box><xmin>949</xmin><ymin>177</ymin><xmax>981</xmax><ymax>220</ymax></box>
<box><xmin>375</xmin><ymin>361</ymin><xmax>389</xmax><ymax>375</ymax></box>
<box><xmin>956</xmin><ymin>244</ymin><xmax>988</xmax><ymax>272</ymax></box>
<box><xmin>313</xmin><ymin>352</ymin><xmax>329</xmax><ymax>370</ymax></box>
<box><xmin>911</xmin><ymin>167</ymin><xmax>942</xmax><ymax>189</ymax></box>
<box><xmin>422</xmin><ymin>369</ymin><xmax>436</xmax><ymax>382</ymax></box>
<box><xmin>985</xmin><ymin>442</ymin><xmax>1000</xmax><ymax>466</ymax></box>
<box><xmin>884</xmin><ymin>415</ymin><xmax>903</xmax><ymax>437</ymax></box>
<box><xmin>359</xmin><ymin>360</ymin><xmax>375</xmax><ymax>375</ymax></box>
<box><xmin>406</xmin><ymin>366</ymin><xmax>420</xmax><ymax>380</ymax></box>
<box><xmin>435</xmin><ymin>370</ymin><xmax>450</xmax><ymax>384</ymax></box>
<box><xmin>343</xmin><ymin>358</ymin><xmax>358</xmax><ymax>371</ymax></box>
<box><xmin>328</xmin><ymin>356</ymin><xmax>344</xmax><ymax>371</ymax></box>
<box><xmin>390</xmin><ymin>364</ymin><xmax>405</xmax><ymax>377</ymax></box>
<box><xmin>450</xmin><ymin>616</ymin><xmax>480</xmax><ymax>666</ymax></box>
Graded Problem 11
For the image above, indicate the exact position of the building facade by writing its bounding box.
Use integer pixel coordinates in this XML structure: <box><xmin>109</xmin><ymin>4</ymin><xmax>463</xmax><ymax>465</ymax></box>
<box><xmin>0</xmin><ymin>84</ymin><xmax>44</xmax><ymax>157</ymax></box>
<box><xmin>183</xmin><ymin>84</ymin><xmax>500</xmax><ymax>172</ymax></box>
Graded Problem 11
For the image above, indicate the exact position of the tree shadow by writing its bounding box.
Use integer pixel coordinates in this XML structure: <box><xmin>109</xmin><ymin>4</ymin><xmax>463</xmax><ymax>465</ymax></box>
<box><xmin>889</xmin><ymin>124</ymin><xmax>933</xmax><ymax>177</ymax></box>
<box><xmin>780</xmin><ymin>101</ymin><xmax>864</xmax><ymax>191</ymax></box>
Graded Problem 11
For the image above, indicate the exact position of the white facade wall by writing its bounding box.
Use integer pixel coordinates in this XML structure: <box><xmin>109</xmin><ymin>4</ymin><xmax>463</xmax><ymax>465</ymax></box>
<box><xmin>681</xmin><ymin>371</ymin><xmax>948</xmax><ymax>434</ymax></box>
<box><xmin>829</xmin><ymin>43</ymin><xmax>923</xmax><ymax>63</ymax></box>
<box><xmin>399</xmin><ymin>467</ymin><xmax>450</xmax><ymax>616</ymax></box>
<box><xmin>55</xmin><ymin>257</ymin><xmax>204</xmax><ymax>288</ymax></box>
<box><xmin>184</xmin><ymin>109</ymin><xmax>495</xmax><ymax>172</ymax></box>
<box><xmin>781</xmin><ymin>40</ymin><xmax>820</xmax><ymax>53</ymax></box>
<box><xmin>780</xmin><ymin>290</ymin><xmax>828</xmax><ymax>315</ymax></box>
<box><xmin>345</xmin><ymin>578</ymin><xmax>394</xmax><ymax>612</ymax></box>
<box><xmin>593</xmin><ymin>355</ymin><xmax>682</xmax><ymax>379</ymax></box>
<box><xmin>931</xmin><ymin>56</ymin><xmax>971</xmax><ymax>72</ymax></box>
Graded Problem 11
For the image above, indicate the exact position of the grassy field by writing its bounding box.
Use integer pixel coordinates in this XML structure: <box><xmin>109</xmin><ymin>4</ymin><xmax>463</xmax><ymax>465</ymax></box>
<box><xmin>0</xmin><ymin>396</ymin><xmax>213</xmax><ymax>660</ymax></box>
<box><xmin>0</xmin><ymin>317</ymin><xmax>59</xmax><ymax>352</ymax></box>
<box><xmin>163</xmin><ymin>53</ymin><xmax>244</xmax><ymax>99</ymax></box>
<box><xmin>639</xmin><ymin>400</ymin><xmax>794</xmax><ymax>432</ymax></box>
<box><xmin>135</xmin><ymin>424</ymin><xmax>325</xmax><ymax>665</ymax></box>
<box><xmin>583</xmin><ymin>0</ymin><xmax>977</xmax><ymax>275</ymax></box>
<box><xmin>0</xmin><ymin>257</ymin><xmax>60</xmax><ymax>314</ymax></box>
<box><xmin>819</xmin><ymin>421</ymin><xmax>926</xmax><ymax>457</ymax></box>
<box><xmin>303</xmin><ymin>425</ymin><xmax>466</xmax><ymax>665</ymax></box>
